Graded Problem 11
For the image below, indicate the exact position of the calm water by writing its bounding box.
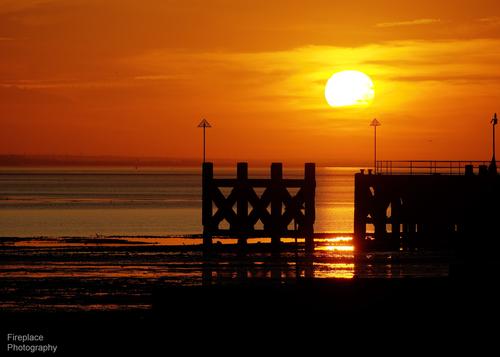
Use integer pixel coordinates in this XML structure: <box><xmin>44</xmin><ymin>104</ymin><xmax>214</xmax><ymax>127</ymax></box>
<box><xmin>0</xmin><ymin>166</ymin><xmax>357</xmax><ymax>237</ymax></box>
<box><xmin>1</xmin><ymin>167</ymin><xmax>453</xmax><ymax>312</ymax></box>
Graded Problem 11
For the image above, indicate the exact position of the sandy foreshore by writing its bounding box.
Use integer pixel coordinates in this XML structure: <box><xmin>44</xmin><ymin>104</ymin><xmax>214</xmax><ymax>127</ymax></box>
<box><xmin>1</xmin><ymin>235</ymin><xmax>496</xmax><ymax>353</ymax></box>
<box><xmin>1</xmin><ymin>235</ymin><xmax>452</xmax><ymax>312</ymax></box>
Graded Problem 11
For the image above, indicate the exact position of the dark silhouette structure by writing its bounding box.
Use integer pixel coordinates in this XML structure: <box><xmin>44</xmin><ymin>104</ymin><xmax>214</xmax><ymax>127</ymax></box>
<box><xmin>370</xmin><ymin>118</ymin><xmax>381</xmax><ymax>173</ymax></box>
<box><xmin>202</xmin><ymin>162</ymin><xmax>316</xmax><ymax>252</ymax></box>
<box><xmin>197</xmin><ymin>119</ymin><xmax>212</xmax><ymax>163</ymax></box>
<box><xmin>354</xmin><ymin>160</ymin><xmax>500</xmax><ymax>252</ymax></box>
<box><xmin>491</xmin><ymin>113</ymin><xmax>498</xmax><ymax>174</ymax></box>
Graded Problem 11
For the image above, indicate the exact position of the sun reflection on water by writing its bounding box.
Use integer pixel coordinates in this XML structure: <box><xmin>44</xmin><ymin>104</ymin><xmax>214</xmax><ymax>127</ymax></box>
<box><xmin>313</xmin><ymin>263</ymin><xmax>355</xmax><ymax>279</ymax></box>
<box><xmin>312</xmin><ymin>236</ymin><xmax>355</xmax><ymax>278</ymax></box>
<box><xmin>315</xmin><ymin>236</ymin><xmax>354</xmax><ymax>252</ymax></box>
<box><xmin>318</xmin><ymin>245</ymin><xmax>354</xmax><ymax>252</ymax></box>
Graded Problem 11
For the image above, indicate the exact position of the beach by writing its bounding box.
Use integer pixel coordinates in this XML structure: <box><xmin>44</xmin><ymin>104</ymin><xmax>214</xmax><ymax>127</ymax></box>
<box><xmin>0</xmin><ymin>236</ymin><xmax>493</xmax><ymax>353</ymax></box>
<box><xmin>0</xmin><ymin>235</ymin><xmax>452</xmax><ymax>312</ymax></box>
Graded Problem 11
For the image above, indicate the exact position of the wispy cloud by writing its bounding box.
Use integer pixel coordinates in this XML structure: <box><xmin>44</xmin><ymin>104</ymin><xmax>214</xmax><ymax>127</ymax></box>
<box><xmin>133</xmin><ymin>74</ymin><xmax>179</xmax><ymax>81</ymax></box>
<box><xmin>0</xmin><ymin>36</ymin><xmax>14</xmax><ymax>41</ymax></box>
<box><xmin>123</xmin><ymin>38</ymin><xmax>500</xmax><ymax>119</ymax></box>
<box><xmin>0</xmin><ymin>0</ymin><xmax>54</xmax><ymax>14</ymax></box>
<box><xmin>0</xmin><ymin>78</ymin><xmax>133</xmax><ymax>89</ymax></box>
<box><xmin>376</xmin><ymin>18</ymin><xmax>441</xmax><ymax>28</ymax></box>
<box><xmin>478</xmin><ymin>17</ymin><xmax>500</xmax><ymax>25</ymax></box>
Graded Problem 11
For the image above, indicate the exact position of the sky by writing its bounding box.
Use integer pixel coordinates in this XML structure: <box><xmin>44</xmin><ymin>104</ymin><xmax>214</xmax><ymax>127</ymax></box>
<box><xmin>1</xmin><ymin>0</ymin><xmax>500</xmax><ymax>165</ymax></box>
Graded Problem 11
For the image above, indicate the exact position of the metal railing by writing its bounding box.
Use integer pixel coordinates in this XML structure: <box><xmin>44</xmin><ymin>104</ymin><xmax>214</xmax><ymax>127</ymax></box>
<box><xmin>375</xmin><ymin>160</ymin><xmax>498</xmax><ymax>175</ymax></box>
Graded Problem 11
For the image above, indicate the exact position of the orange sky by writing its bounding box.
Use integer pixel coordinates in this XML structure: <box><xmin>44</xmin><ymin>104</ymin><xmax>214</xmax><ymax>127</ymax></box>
<box><xmin>1</xmin><ymin>0</ymin><xmax>500</xmax><ymax>164</ymax></box>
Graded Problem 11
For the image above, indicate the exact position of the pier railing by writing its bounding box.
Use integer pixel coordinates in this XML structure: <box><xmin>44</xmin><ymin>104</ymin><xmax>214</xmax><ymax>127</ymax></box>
<box><xmin>375</xmin><ymin>160</ymin><xmax>498</xmax><ymax>175</ymax></box>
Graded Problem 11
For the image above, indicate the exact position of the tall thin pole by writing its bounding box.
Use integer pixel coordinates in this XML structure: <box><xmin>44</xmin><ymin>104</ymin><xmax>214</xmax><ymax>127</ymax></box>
<box><xmin>197</xmin><ymin>119</ymin><xmax>212</xmax><ymax>164</ymax></box>
<box><xmin>493</xmin><ymin>113</ymin><xmax>497</xmax><ymax>161</ymax></box>
<box><xmin>203</xmin><ymin>125</ymin><xmax>206</xmax><ymax>163</ymax></box>
<box><xmin>489</xmin><ymin>113</ymin><xmax>497</xmax><ymax>174</ymax></box>
<box><xmin>374</xmin><ymin>125</ymin><xmax>377</xmax><ymax>173</ymax></box>
<box><xmin>370</xmin><ymin>118</ymin><xmax>381</xmax><ymax>174</ymax></box>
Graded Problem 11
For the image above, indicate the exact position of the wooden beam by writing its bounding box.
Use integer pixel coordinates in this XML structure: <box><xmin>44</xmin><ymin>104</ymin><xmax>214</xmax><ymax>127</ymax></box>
<box><xmin>213</xmin><ymin>178</ymin><xmax>305</xmax><ymax>187</ymax></box>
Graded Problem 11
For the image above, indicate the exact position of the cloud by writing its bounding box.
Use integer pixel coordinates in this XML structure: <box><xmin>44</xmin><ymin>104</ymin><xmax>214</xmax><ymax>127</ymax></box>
<box><xmin>133</xmin><ymin>75</ymin><xmax>179</xmax><ymax>81</ymax></box>
<box><xmin>477</xmin><ymin>17</ymin><xmax>500</xmax><ymax>26</ymax></box>
<box><xmin>0</xmin><ymin>0</ymin><xmax>50</xmax><ymax>13</ymax></box>
<box><xmin>386</xmin><ymin>74</ymin><xmax>500</xmax><ymax>84</ymax></box>
<box><xmin>376</xmin><ymin>18</ymin><xmax>441</xmax><ymax>28</ymax></box>
<box><xmin>0</xmin><ymin>78</ymin><xmax>134</xmax><ymax>89</ymax></box>
<box><xmin>119</xmin><ymin>38</ymin><xmax>500</xmax><ymax>120</ymax></box>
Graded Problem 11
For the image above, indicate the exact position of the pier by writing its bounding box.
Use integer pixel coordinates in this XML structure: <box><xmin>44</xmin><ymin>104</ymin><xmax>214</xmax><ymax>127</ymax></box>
<box><xmin>202</xmin><ymin>162</ymin><xmax>316</xmax><ymax>252</ymax></box>
<box><xmin>354</xmin><ymin>160</ymin><xmax>500</xmax><ymax>251</ymax></box>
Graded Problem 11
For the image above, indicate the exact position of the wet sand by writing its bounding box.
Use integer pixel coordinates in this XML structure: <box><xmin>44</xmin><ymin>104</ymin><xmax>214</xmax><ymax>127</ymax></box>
<box><xmin>0</xmin><ymin>236</ymin><xmax>452</xmax><ymax>311</ymax></box>
<box><xmin>0</xmin><ymin>236</ymin><xmax>495</xmax><ymax>353</ymax></box>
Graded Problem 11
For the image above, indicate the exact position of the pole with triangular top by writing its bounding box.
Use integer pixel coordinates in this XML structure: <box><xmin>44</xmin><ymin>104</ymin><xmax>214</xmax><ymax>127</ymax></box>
<box><xmin>370</xmin><ymin>118</ymin><xmax>381</xmax><ymax>174</ymax></box>
<box><xmin>490</xmin><ymin>113</ymin><xmax>497</xmax><ymax>174</ymax></box>
<box><xmin>198</xmin><ymin>119</ymin><xmax>212</xmax><ymax>163</ymax></box>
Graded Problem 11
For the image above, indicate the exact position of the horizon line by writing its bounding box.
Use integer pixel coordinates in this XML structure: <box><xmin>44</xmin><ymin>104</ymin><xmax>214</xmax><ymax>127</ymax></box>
<box><xmin>0</xmin><ymin>154</ymin><xmax>371</xmax><ymax>167</ymax></box>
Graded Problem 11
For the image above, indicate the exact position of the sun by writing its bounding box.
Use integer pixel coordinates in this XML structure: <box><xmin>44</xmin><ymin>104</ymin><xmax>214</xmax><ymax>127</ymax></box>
<box><xmin>325</xmin><ymin>70</ymin><xmax>375</xmax><ymax>107</ymax></box>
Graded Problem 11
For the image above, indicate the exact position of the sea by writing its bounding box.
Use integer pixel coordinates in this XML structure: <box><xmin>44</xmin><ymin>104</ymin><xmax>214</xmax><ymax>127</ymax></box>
<box><xmin>0</xmin><ymin>166</ymin><xmax>451</xmax><ymax>312</ymax></box>
<box><xmin>0</xmin><ymin>166</ymin><xmax>356</xmax><ymax>237</ymax></box>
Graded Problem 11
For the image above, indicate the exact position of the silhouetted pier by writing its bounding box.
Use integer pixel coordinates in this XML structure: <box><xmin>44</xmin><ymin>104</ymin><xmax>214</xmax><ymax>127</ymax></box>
<box><xmin>202</xmin><ymin>162</ymin><xmax>315</xmax><ymax>252</ymax></box>
<box><xmin>354</xmin><ymin>160</ymin><xmax>500</xmax><ymax>251</ymax></box>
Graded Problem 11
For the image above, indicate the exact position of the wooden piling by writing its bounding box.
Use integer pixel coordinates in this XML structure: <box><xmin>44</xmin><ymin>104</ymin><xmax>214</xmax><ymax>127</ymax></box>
<box><xmin>353</xmin><ymin>172</ymin><xmax>367</xmax><ymax>251</ymax></box>
<box><xmin>270</xmin><ymin>163</ymin><xmax>283</xmax><ymax>252</ymax></box>
<box><xmin>237</xmin><ymin>162</ymin><xmax>248</xmax><ymax>251</ymax></box>
<box><xmin>373</xmin><ymin>182</ymin><xmax>387</xmax><ymax>246</ymax></box>
<box><xmin>202</xmin><ymin>162</ymin><xmax>213</xmax><ymax>250</ymax></box>
<box><xmin>304</xmin><ymin>163</ymin><xmax>316</xmax><ymax>253</ymax></box>
<box><xmin>390</xmin><ymin>197</ymin><xmax>402</xmax><ymax>249</ymax></box>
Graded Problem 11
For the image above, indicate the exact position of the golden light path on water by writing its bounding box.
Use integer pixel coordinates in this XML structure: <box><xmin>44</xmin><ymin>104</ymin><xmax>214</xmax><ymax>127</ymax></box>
<box><xmin>311</xmin><ymin>236</ymin><xmax>355</xmax><ymax>279</ymax></box>
<box><xmin>315</xmin><ymin>236</ymin><xmax>355</xmax><ymax>252</ymax></box>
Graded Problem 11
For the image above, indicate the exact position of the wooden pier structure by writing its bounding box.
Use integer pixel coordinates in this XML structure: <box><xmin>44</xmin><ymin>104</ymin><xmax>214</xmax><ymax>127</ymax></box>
<box><xmin>202</xmin><ymin>162</ymin><xmax>316</xmax><ymax>252</ymax></box>
<box><xmin>354</xmin><ymin>161</ymin><xmax>500</xmax><ymax>251</ymax></box>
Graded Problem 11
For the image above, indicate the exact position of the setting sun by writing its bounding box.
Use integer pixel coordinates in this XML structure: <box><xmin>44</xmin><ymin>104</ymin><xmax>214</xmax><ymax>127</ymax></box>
<box><xmin>325</xmin><ymin>70</ymin><xmax>375</xmax><ymax>107</ymax></box>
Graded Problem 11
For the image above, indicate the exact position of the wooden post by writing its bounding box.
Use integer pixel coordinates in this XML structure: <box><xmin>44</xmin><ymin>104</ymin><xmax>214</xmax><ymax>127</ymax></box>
<box><xmin>391</xmin><ymin>197</ymin><xmax>401</xmax><ymax>250</ymax></box>
<box><xmin>270</xmin><ymin>163</ymin><xmax>283</xmax><ymax>252</ymax></box>
<box><xmin>401</xmin><ymin>222</ymin><xmax>410</xmax><ymax>250</ymax></box>
<box><xmin>408</xmin><ymin>222</ymin><xmax>416</xmax><ymax>250</ymax></box>
<box><xmin>353</xmin><ymin>172</ymin><xmax>367</xmax><ymax>251</ymax></box>
<box><xmin>304</xmin><ymin>257</ymin><xmax>314</xmax><ymax>278</ymax></box>
<box><xmin>202</xmin><ymin>261</ymin><xmax>212</xmax><ymax>286</ymax></box>
<box><xmin>304</xmin><ymin>163</ymin><xmax>316</xmax><ymax>253</ymax></box>
<box><xmin>202</xmin><ymin>162</ymin><xmax>213</xmax><ymax>250</ymax></box>
<box><xmin>237</xmin><ymin>162</ymin><xmax>248</xmax><ymax>251</ymax></box>
<box><xmin>373</xmin><ymin>183</ymin><xmax>387</xmax><ymax>247</ymax></box>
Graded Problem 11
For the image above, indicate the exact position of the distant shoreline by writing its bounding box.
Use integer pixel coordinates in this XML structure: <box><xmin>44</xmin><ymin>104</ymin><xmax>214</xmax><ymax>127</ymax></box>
<box><xmin>0</xmin><ymin>154</ymin><xmax>369</xmax><ymax>168</ymax></box>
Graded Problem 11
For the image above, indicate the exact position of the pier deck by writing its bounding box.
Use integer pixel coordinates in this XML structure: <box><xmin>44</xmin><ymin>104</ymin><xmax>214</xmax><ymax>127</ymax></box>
<box><xmin>354</xmin><ymin>161</ymin><xmax>500</xmax><ymax>251</ymax></box>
